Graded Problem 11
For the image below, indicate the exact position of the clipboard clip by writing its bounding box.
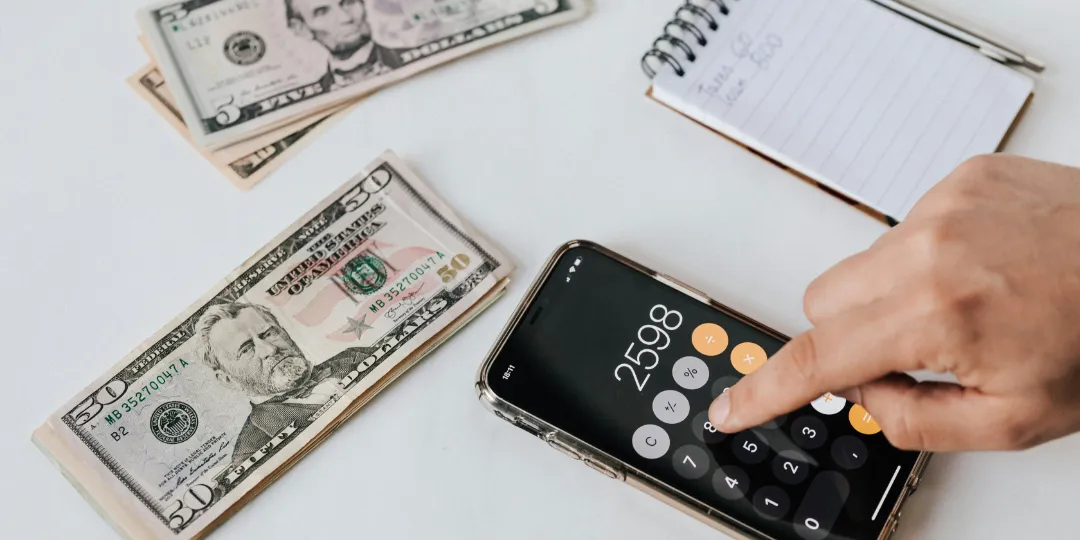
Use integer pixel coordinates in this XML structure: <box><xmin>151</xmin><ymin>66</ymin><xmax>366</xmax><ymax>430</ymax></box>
<box><xmin>871</xmin><ymin>0</ymin><xmax>1045</xmax><ymax>73</ymax></box>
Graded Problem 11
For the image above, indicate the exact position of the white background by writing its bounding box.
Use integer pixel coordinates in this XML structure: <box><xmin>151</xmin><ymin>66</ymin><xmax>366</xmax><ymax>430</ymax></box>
<box><xmin>2</xmin><ymin>0</ymin><xmax>1078</xmax><ymax>538</ymax></box>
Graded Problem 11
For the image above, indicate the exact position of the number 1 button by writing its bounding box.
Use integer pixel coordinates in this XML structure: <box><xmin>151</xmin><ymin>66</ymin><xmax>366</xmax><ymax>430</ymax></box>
<box><xmin>753</xmin><ymin>485</ymin><xmax>791</xmax><ymax>521</ymax></box>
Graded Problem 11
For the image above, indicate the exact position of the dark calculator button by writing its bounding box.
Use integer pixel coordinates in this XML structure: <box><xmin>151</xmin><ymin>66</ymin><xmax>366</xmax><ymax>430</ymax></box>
<box><xmin>712</xmin><ymin>465</ymin><xmax>750</xmax><ymax>500</ymax></box>
<box><xmin>753</xmin><ymin>485</ymin><xmax>791</xmax><ymax>520</ymax></box>
<box><xmin>672</xmin><ymin>445</ymin><xmax>711</xmax><ymax>480</ymax></box>
<box><xmin>772</xmin><ymin>450</ymin><xmax>811</xmax><ymax>485</ymax></box>
<box><xmin>791</xmin><ymin>416</ymin><xmax>828</xmax><ymax>450</ymax></box>
<box><xmin>732</xmin><ymin>431</ymin><xmax>769</xmax><ymax>464</ymax></box>
<box><xmin>692</xmin><ymin>410</ymin><xmax>728</xmax><ymax>445</ymax></box>
<box><xmin>831</xmin><ymin>435</ymin><xmax>868</xmax><ymax>470</ymax></box>
<box><xmin>793</xmin><ymin>471</ymin><xmax>850</xmax><ymax>540</ymax></box>
<box><xmin>759</xmin><ymin>414</ymin><xmax>787</xmax><ymax>430</ymax></box>
<box><xmin>710</xmin><ymin>375</ymin><xmax>741</xmax><ymax>399</ymax></box>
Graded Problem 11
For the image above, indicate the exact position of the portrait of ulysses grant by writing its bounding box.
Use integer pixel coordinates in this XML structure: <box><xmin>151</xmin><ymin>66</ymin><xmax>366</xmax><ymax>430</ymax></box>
<box><xmin>194</xmin><ymin>302</ymin><xmax>377</xmax><ymax>466</ymax></box>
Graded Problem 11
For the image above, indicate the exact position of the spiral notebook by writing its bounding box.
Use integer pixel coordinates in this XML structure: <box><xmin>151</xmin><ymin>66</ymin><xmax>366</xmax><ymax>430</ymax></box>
<box><xmin>643</xmin><ymin>0</ymin><xmax>1040</xmax><ymax>223</ymax></box>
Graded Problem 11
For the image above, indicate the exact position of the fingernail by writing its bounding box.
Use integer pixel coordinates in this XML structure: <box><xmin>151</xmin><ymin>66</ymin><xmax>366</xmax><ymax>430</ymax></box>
<box><xmin>709</xmin><ymin>393</ymin><xmax>731</xmax><ymax>431</ymax></box>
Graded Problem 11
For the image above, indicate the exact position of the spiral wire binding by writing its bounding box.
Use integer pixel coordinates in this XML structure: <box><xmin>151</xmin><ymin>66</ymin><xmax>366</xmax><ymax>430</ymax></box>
<box><xmin>642</xmin><ymin>0</ymin><xmax>734</xmax><ymax>79</ymax></box>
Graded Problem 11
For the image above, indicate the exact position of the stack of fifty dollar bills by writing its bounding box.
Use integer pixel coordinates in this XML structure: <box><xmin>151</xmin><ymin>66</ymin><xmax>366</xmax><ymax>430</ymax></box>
<box><xmin>34</xmin><ymin>151</ymin><xmax>513</xmax><ymax>539</ymax></box>
<box><xmin>128</xmin><ymin>0</ymin><xmax>588</xmax><ymax>189</ymax></box>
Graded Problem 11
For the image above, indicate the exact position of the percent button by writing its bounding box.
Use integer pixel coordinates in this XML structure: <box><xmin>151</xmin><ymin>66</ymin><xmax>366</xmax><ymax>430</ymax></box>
<box><xmin>672</xmin><ymin>356</ymin><xmax>709</xmax><ymax>390</ymax></box>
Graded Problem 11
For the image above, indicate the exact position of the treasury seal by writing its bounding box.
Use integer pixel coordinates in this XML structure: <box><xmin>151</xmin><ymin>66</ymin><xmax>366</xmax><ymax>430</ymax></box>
<box><xmin>223</xmin><ymin>31</ymin><xmax>266</xmax><ymax>66</ymax></box>
<box><xmin>339</xmin><ymin>254</ymin><xmax>388</xmax><ymax>295</ymax></box>
<box><xmin>150</xmin><ymin>401</ymin><xmax>199</xmax><ymax>445</ymax></box>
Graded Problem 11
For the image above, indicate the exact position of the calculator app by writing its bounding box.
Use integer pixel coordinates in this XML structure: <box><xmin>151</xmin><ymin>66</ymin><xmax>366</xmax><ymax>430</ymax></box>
<box><xmin>489</xmin><ymin>246</ymin><xmax>921</xmax><ymax>540</ymax></box>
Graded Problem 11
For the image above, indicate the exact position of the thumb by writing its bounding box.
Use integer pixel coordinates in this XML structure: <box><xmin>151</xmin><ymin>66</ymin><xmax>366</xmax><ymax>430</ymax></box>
<box><xmin>848</xmin><ymin>374</ymin><xmax>1019</xmax><ymax>452</ymax></box>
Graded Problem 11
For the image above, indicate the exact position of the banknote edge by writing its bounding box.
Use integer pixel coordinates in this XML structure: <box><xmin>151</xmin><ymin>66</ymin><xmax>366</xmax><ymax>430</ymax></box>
<box><xmin>140</xmin><ymin>0</ymin><xmax>589</xmax><ymax>149</ymax></box>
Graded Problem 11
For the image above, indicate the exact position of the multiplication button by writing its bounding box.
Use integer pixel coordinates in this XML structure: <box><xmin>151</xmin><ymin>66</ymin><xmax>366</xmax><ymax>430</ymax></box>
<box><xmin>652</xmin><ymin>390</ymin><xmax>690</xmax><ymax>424</ymax></box>
<box><xmin>672</xmin><ymin>356</ymin><xmax>709</xmax><ymax>390</ymax></box>
<box><xmin>632</xmin><ymin>424</ymin><xmax>670</xmax><ymax>460</ymax></box>
<box><xmin>672</xmin><ymin>445</ymin><xmax>711</xmax><ymax>479</ymax></box>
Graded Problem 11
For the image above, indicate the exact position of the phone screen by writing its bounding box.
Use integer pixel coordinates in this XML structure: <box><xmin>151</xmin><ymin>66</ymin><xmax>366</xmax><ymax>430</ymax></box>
<box><xmin>487</xmin><ymin>245</ymin><xmax>920</xmax><ymax>540</ymax></box>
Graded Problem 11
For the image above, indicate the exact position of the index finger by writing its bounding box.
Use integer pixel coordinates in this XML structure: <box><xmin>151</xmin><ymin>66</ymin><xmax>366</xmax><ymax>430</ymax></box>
<box><xmin>709</xmin><ymin>296</ymin><xmax>923</xmax><ymax>433</ymax></box>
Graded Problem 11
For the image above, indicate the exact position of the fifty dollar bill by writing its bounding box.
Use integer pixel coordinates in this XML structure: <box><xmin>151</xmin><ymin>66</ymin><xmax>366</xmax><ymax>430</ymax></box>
<box><xmin>34</xmin><ymin>151</ymin><xmax>511</xmax><ymax>539</ymax></box>
<box><xmin>138</xmin><ymin>0</ymin><xmax>588</xmax><ymax>149</ymax></box>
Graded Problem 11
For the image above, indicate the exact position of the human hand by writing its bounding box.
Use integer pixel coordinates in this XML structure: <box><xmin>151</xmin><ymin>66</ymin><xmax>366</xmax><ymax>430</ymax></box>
<box><xmin>709</xmin><ymin>155</ymin><xmax>1080</xmax><ymax>451</ymax></box>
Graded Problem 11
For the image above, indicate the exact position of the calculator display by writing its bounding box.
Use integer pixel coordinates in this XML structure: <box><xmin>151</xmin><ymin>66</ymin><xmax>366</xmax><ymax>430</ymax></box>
<box><xmin>488</xmin><ymin>246</ymin><xmax>920</xmax><ymax>540</ymax></box>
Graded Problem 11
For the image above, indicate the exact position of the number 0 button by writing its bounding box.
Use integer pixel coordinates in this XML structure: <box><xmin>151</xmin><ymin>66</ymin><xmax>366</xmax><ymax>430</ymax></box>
<box><xmin>712</xmin><ymin>466</ymin><xmax>750</xmax><ymax>500</ymax></box>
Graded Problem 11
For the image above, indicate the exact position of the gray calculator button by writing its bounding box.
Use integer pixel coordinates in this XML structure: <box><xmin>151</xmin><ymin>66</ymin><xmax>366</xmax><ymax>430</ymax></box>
<box><xmin>672</xmin><ymin>356</ymin><xmax>709</xmax><ymax>390</ymax></box>
<box><xmin>632</xmin><ymin>424</ymin><xmax>670</xmax><ymax>460</ymax></box>
<box><xmin>672</xmin><ymin>445</ymin><xmax>711</xmax><ymax>479</ymax></box>
<box><xmin>652</xmin><ymin>389</ymin><xmax>690</xmax><ymax>424</ymax></box>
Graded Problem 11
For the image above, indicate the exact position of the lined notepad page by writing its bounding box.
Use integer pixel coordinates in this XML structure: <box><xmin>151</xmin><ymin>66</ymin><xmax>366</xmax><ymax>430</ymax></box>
<box><xmin>652</xmin><ymin>0</ymin><xmax>1034</xmax><ymax>219</ymax></box>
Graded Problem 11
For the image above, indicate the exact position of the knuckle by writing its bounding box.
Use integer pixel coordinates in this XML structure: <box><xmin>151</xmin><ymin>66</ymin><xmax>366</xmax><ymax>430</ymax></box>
<box><xmin>953</xmin><ymin>154</ymin><xmax>1002</xmax><ymax>183</ymax></box>
<box><xmin>803</xmin><ymin>277</ymin><xmax>828</xmax><ymax>321</ymax></box>
<box><xmin>908</xmin><ymin>217</ymin><xmax>960</xmax><ymax>260</ymax></box>
<box><xmin>879</xmin><ymin>406</ymin><xmax>927</xmax><ymax>451</ymax></box>
<box><xmin>992</xmin><ymin>408</ymin><xmax>1043</xmax><ymax>450</ymax></box>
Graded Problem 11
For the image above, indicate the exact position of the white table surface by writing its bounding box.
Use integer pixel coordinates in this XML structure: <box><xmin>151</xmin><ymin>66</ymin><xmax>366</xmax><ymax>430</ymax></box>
<box><xmin>4</xmin><ymin>1</ymin><xmax>1079</xmax><ymax>538</ymax></box>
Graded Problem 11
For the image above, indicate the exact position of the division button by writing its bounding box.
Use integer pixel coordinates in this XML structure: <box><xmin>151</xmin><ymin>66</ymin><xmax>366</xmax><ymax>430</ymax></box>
<box><xmin>692</xmin><ymin>323</ymin><xmax>729</xmax><ymax>357</ymax></box>
<box><xmin>753</xmin><ymin>485</ymin><xmax>791</xmax><ymax>521</ymax></box>
<box><xmin>712</xmin><ymin>465</ymin><xmax>750</xmax><ymax>500</ymax></box>
<box><xmin>632</xmin><ymin>424</ymin><xmax>670</xmax><ymax>460</ymax></box>
<box><xmin>831</xmin><ymin>435</ymin><xmax>868</xmax><ymax>471</ymax></box>
<box><xmin>672</xmin><ymin>445</ymin><xmax>711</xmax><ymax>479</ymax></box>
<box><xmin>652</xmin><ymin>389</ymin><xmax>690</xmax><ymax>424</ymax></box>
<box><xmin>672</xmin><ymin>356</ymin><xmax>710</xmax><ymax>390</ymax></box>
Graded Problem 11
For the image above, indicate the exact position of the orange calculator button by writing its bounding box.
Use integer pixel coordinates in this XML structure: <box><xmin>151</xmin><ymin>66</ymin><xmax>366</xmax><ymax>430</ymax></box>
<box><xmin>692</xmin><ymin>323</ymin><xmax>729</xmax><ymax>357</ymax></box>
<box><xmin>730</xmin><ymin>342</ymin><xmax>768</xmax><ymax>375</ymax></box>
<box><xmin>849</xmin><ymin>404</ymin><xmax>882</xmax><ymax>435</ymax></box>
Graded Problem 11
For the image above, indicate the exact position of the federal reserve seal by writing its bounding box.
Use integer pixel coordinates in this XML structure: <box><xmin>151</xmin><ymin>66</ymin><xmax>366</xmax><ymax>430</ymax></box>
<box><xmin>223</xmin><ymin>31</ymin><xmax>266</xmax><ymax>66</ymax></box>
<box><xmin>150</xmin><ymin>401</ymin><xmax>199</xmax><ymax>445</ymax></box>
<box><xmin>339</xmin><ymin>254</ymin><xmax>388</xmax><ymax>295</ymax></box>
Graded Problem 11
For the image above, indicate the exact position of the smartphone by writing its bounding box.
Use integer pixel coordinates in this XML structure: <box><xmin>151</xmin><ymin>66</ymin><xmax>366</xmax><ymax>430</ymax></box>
<box><xmin>476</xmin><ymin>241</ymin><xmax>931</xmax><ymax>540</ymax></box>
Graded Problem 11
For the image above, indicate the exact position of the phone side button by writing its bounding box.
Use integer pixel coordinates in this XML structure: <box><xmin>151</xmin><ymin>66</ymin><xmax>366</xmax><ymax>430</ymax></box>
<box><xmin>547</xmin><ymin>437</ymin><xmax>582</xmax><ymax>461</ymax></box>
<box><xmin>584</xmin><ymin>458</ymin><xmax>622</xmax><ymax>480</ymax></box>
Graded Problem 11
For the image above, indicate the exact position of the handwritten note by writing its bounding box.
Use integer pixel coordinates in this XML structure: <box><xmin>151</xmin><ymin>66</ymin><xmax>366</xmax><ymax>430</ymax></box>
<box><xmin>652</xmin><ymin>0</ymin><xmax>1034</xmax><ymax>219</ymax></box>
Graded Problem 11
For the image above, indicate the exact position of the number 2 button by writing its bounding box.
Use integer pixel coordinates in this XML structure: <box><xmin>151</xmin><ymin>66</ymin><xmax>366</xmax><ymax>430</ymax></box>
<box><xmin>772</xmin><ymin>451</ymin><xmax>810</xmax><ymax>485</ymax></box>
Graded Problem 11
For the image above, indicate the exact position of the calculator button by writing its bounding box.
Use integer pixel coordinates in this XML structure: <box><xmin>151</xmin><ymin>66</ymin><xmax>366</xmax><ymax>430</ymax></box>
<box><xmin>672</xmin><ymin>445</ymin><xmax>711</xmax><ymax>479</ymax></box>
<box><xmin>712</xmin><ymin>465</ymin><xmax>750</xmax><ymax>500</ymax></box>
<box><xmin>732</xmin><ymin>431</ymin><xmax>769</xmax><ymax>464</ymax></box>
<box><xmin>772</xmin><ymin>450</ymin><xmax>811</xmax><ymax>485</ymax></box>
<box><xmin>692</xmin><ymin>323</ymin><xmax>729</xmax><ymax>356</ymax></box>
<box><xmin>652</xmin><ymin>389</ymin><xmax>690</xmax><ymax>424</ymax></box>
<box><xmin>710</xmin><ymin>375</ymin><xmax>741</xmax><ymax>399</ymax></box>
<box><xmin>831</xmin><ymin>435</ymin><xmax>868</xmax><ymax>470</ymax></box>
<box><xmin>731</xmin><ymin>342</ymin><xmax>768</xmax><ymax>375</ymax></box>
<box><xmin>793</xmin><ymin>471</ymin><xmax>850</xmax><ymax>540</ymax></box>
<box><xmin>791</xmin><ymin>416</ymin><xmax>828</xmax><ymax>450</ymax></box>
<box><xmin>849</xmin><ymin>404</ymin><xmax>882</xmax><ymax>435</ymax></box>
<box><xmin>753</xmin><ymin>485</ymin><xmax>791</xmax><ymax>521</ymax></box>
<box><xmin>811</xmin><ymin>393</ymin><xmax>847</xmax><ymax>415</ymax></box>
<box><xmin>632</xmin><ymin>424</ymin><xmax>670</xmax><ymax>460</ymax></box>
<box><xmin>759</xmin><ymin>414</ymin><xmax>787</xmax><ymax>430</ymax></box>
<box><xmin>672</xmin><ymin>356</ymin><xmax>709</xmax><ymax>390</ymax></box>
<box><xmin>692</xmin><ymin>410</ymin><xmax>728</xmax><ymax>445</ymax></box>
